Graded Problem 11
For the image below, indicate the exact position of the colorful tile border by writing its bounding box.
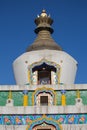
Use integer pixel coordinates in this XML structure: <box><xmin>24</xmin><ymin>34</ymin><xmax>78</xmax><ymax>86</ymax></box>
<box><xmin>0</xmin><ymin>114</ymin><xmax>87</xmax><ymax>125</ymax></box>
<box><xmin>26</xmin><ymin>115</ymin><xmax>62</xmax><ymax>130</ymax></box>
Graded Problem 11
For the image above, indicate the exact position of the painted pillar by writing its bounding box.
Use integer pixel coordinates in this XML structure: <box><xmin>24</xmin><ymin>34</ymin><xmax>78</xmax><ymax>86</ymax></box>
<box><xmin>61</xmin><ymin>90</ymin><xmax>66</xmax><ymax>106</ymax></box>
<box><xmin>28</xmin><ymin>70</ymin><xmax>31</xmax><ymax>85</ymax></box>
<box><xmin>76</xmin><ymin>90</ymin><xmax>80</xmax><ymax>98</ymax></box>
<box><xmin>8</xmin><ymin>90</ymin><xmax>12</xmax><ymax>99</ymax></box>
<box><xmin>23</xmin><ymin>90</ymin><xmax>28</xmax><ymax>106</ymax></box>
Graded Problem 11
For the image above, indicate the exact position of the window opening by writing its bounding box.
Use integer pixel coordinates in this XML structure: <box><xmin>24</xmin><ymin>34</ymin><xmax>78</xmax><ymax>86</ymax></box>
<box><xmin>40</xmin><ymin>96</ymin><xmax>48</xmax><ymax>106</ymax></box>
<box><xmin>32</xmin><ymin>62</ymin><xmax>56</xmax><ymax>85</ymax></box>
<box><xmin>37</xmin><ymin>129</ymin><xmax>51</xmax><ymax>130</ymax></box>
<box><xmin>38</xmin><ymin>69</ymin><xmax>51</xmax><ymax>85</ymax></box>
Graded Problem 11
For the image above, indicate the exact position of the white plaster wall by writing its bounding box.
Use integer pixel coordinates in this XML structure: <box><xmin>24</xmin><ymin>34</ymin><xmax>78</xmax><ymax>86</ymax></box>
<box><xmin>0</xmin><ymin>124</ymin><xmax>87</xmax><ymax>130</ymax></box>
<box><xmin>0</xmin><ymin>84</ymin><xmax>87</xmax><ymax>91</ymax></box>
<box><xmin>0</xmin><ymin>105</ymin><xmax>87</xmax><ymax>114</ymax></box>
<box><xmin>13</xmin><ymin>49</ymin><xmax>77</xmax><ymax>85</ymax></box>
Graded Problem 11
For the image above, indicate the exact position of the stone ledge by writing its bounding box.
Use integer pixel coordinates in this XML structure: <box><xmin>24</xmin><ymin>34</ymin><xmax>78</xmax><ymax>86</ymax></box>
<box><xmin>0</xmin><ymin>84</ymin><xmax>87</xmax><ymax>91</ymax></box>
<box><xmin>0</xmin><ymin>105</ymin><xmax>87</xmax><ymax>114</ymax></box>
<box><xmin>0</xmin><ymin>124</ymin><xmax>87</xmax><ymax>130</ymax></box>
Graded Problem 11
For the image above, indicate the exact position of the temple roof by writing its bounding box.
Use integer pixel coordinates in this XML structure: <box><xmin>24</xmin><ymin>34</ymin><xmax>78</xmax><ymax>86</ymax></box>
<box><xmin>26</xmin><ymin>10</ymin><xmax>62</xmax><ymax>52</ymax></box>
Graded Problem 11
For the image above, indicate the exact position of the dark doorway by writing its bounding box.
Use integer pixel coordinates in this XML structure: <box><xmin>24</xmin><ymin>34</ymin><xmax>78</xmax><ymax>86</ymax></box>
<box><xmin>37</xmin><ymin>129</ymin><xmax>51</xmax><ymax>130</ymax></box>
<box><xmin>40</xmin><ymin>96</ymin><xmax>48</xmax><ymax>106</ymax></box>
<box><xmin>32</xmin><ymin>62</ymin><xmax>56</xmax><ymax>85</ymax></box>
<box><xmin>38</xmin><ymin>69</ymin><xmax>51</xmax><ymax>85</ymax></box>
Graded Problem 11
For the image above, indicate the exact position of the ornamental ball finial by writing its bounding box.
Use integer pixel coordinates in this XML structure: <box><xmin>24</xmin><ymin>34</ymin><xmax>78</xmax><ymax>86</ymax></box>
<box><xmin>41</xmin><ymin>9</ymin><xmax>47</xmax><ymax>17</ymax></box>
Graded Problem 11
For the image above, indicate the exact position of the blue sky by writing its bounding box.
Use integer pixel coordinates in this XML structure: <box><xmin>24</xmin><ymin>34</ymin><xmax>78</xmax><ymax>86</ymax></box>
<box><xmin>0</xmin><ymin>0</ymin><xmax>87</xmax><ymax>84</ymax></box>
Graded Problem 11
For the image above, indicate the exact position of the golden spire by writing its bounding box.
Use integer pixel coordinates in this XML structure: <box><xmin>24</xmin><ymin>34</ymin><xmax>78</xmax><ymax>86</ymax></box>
<box><xmin>26</xmin><ymin>10</ymin><xmax>62</xmax><ymax>52</ymax></box>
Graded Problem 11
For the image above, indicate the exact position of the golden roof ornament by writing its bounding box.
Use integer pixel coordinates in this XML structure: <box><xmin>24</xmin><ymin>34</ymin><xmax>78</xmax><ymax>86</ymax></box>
<box><xmin>26</xmin><ymin>10</ymin><xmax>62</xmax><ymax>52</ymax></box>
<box><xmin>40</xmin><ymin>10</ymin><xmax>47</xmax><ymax>17</ymax></box>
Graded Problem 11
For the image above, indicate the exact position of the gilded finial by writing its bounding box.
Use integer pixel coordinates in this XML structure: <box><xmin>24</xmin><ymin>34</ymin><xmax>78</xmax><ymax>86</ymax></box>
<box><xmin>41</xmin><ymin>9</ymin><xmax>47</xmax><ymax>17</ymax></box>
<box><xmin>26</xmin><ymin>10</ymin><xmax>62</xmax><ymax>52</ymax></box>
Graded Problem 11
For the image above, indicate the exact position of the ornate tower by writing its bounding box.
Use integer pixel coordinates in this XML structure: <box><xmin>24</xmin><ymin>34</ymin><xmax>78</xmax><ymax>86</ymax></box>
<box><xmin>0</xmin><ymin>10</ymin><xmax>87</xmax><ymax>130</ymax></box>
<box><xmin>13</xmin><ymin>10</ymin><xmax>77</xmax><ymax>86</ymax></box>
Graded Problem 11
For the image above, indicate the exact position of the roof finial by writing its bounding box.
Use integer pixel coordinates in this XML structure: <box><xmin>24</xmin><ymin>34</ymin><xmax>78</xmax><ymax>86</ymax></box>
<box><xmin>34</xmin><ymin>9</ymin><xmax>53</xmax><ymax>34</ymax></box>
<box><xmin>41</xmin><ymin>9</ymin><xmax>47</xmax><ymax>17</ymax></box>
<box><xmin>26</xmin><ymin>10</ymin><xmax>62</xmax><ymax>52</ymax></box>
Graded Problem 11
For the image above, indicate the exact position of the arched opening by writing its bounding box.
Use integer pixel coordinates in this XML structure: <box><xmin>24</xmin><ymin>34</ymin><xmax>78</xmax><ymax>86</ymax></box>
<box><xmin>36</xmin><ymin>92</ymin><xmax>53</xmax><ymax>106</ymax></box>
<box><xmin>26</xmin><ymin>115</ymin><xmax>62</xmax><ymax>130</ymax></box>
<box><xmin>32</xmin><ymin>122</ymin><xmax>56</xmax><ymax>130</ymax></box>
<box><xmin>32</xmin><ymin>87</ymin><xmax>55</xmax><ymax>106</ymax></box>
<box><xmin>32</xmin><ymin>62</ymin><xmax>56</xmax><ymax>85</ymax></box>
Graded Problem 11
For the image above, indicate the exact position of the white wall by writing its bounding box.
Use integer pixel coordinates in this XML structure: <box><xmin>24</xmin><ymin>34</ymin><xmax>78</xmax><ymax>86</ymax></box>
<box><xmin>13</xmin><ymin>49</ymin><xmax>77</xmax><ymax>85</ymax></box>
<box><xmin>0</xmin><ymin>124</ymin><xmax>87</xmax><ymax>130</ymax></box>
